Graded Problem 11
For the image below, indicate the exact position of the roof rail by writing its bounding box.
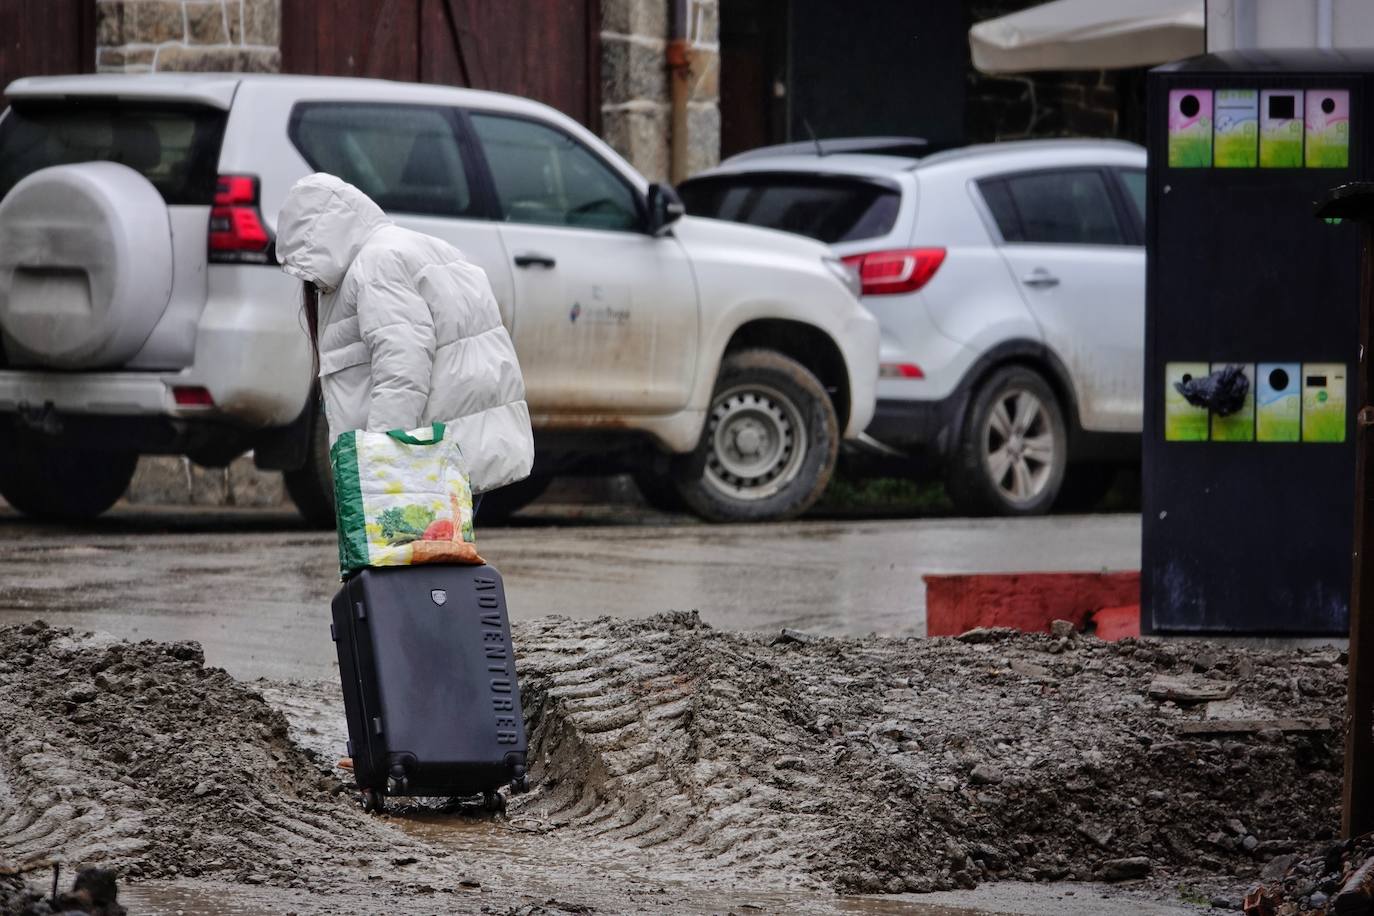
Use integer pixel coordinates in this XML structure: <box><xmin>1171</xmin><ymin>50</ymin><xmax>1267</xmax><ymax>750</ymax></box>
<box><xmin>728</xmin><ymin>136</ymin><xmax>931</xmax><ymax>163</ymax></box>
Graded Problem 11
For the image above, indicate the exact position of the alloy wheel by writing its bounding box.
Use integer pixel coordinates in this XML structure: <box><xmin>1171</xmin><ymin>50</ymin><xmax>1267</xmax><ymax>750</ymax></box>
<box><xmin>982</xmin><ymin>388</ymin><xmax>1056</xmax><ymax>506</ymax></box>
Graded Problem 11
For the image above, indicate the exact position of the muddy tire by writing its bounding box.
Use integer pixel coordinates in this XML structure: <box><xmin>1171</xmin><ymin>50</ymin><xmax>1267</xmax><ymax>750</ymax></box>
<box><xmin>476</xmin><ymin>474</ymin><xmax>552</xmax><ymax>523</ymax></box>
<box><xmin>947</xmin><ymin>366</ymin><xmax>1067</xmax><ymax>517</ymax></box>
<box><xmin>0</xmin><ymin>442</ymin><xmax>137</xmax><ymax>520</ymax></box>
<box><xmin>671</xmin><ymin>349</ymin><xmax>838</xmax><ymax>523</ymax></box>
<box><xmin>283</xmin><ymin>407</ymin><xmax>334</xmax><ymax>529</ymax></box>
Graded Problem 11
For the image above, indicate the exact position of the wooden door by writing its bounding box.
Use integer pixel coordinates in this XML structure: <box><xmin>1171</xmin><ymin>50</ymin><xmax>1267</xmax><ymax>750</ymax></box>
<box><xmin>281</xmin><ymin>0</ymin><xmax>599</xmax><ymax>129</ymax></box>
<box><xmin>0</xmin><ymin>0</ymin><xmax>95</xmax><ymax>101</ymax></box>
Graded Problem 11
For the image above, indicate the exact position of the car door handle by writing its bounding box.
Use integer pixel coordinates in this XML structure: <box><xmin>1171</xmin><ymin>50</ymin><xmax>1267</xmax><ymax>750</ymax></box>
<box><xmin>1021</xmin><ymin>269</ymin><xmax>1060</xmax><ymax>289</ymax></box>
<box><xmin>514</xmin><ymin>252</ymin><xmax>556</xmax><ymax>269</ymax></box>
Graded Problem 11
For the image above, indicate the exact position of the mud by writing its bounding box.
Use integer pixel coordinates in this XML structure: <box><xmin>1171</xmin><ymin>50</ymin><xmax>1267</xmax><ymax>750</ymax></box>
<box><xmin>510</xmin><ymin>614</ymin><xmax>1343</xmax><ymax>893</ymax></box>
<box><xmin>0</xmin><ymin>510</ymin><xmax>1144</xmax><ymax>682</ymax></box>
<box><xmin>0</xmin><ymin>616</ymin><xmax>1346</xmax><ymax>913</ymax></box>
<box><xmin>0</xmin><ymin>621</ymin><xmax>418</xmax><ymax>884</ymax></box>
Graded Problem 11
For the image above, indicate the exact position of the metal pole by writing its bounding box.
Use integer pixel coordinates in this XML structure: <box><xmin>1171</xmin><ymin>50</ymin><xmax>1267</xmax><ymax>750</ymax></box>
<box><xmin>1349</xmin><ymin>215</ymin><xmax>1374</xmax><ymax>837</ymax></box>
<box><xmin>1320</xmin><ymin>183</ymin><xmax>1374</xmax><ymax>837</ymax></box>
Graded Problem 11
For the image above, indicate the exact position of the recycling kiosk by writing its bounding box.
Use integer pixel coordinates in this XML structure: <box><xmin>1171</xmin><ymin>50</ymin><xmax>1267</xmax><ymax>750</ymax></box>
<box><xmin>1144</xmin><ymin>51</ymin><xmax>1371</xmax><ymax>634</ymax></box>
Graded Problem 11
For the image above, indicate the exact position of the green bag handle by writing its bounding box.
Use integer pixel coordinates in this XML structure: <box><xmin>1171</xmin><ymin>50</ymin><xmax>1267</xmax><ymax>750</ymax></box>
<box><xmin>385</xmin><ymin>422</ymin><xmax>446</xmax><ymax>446</ymax></box>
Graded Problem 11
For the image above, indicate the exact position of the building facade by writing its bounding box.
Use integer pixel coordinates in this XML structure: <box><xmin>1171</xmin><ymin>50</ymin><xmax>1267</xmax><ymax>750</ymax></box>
<box><xmin>1</xmin><ymin>1</ymin><xmax>1143</xmax><ymax>184</ymax></box>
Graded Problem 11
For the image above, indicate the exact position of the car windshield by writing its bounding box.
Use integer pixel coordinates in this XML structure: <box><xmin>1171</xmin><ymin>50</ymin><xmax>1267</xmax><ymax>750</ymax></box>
<box><xmin>678</xmin><ymin>173</ymin><xmax>900</xmax><ymax>244</ymax></box>
<box><xmin>0</xmin><ymin>101</ymin><xmax>228</xmax><ymax>205</ymax></box>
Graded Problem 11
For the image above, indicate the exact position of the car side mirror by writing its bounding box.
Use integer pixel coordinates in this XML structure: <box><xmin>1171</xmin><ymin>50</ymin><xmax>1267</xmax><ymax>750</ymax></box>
<box><xmin>645</xmin><ymin>182</ymin><xmax>685</xmax><ymax>236</ymax></box>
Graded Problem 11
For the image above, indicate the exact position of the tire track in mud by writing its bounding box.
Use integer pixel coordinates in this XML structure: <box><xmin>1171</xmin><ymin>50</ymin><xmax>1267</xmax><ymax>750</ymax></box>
<box><xmin>510</xmin><ymin>612</ymin><xmax>1345</xmax><ymax>893</ymax></box>
<box><xmin>0</xmin><ymin>613</ymin><xmax>1348</xmax><ymax>907</ymax></box>
<box><xmin>0</xmin><ymin>621</ymin><xmax>419</xmax><ymax>888</ymax></box>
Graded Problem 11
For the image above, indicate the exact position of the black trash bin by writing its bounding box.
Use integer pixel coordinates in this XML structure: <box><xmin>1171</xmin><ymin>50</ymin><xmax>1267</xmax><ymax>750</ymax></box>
<box><xmin>1143</xmin><ymin>51</ymin><xmax>1372</xmax><ymax>635</ymax></box>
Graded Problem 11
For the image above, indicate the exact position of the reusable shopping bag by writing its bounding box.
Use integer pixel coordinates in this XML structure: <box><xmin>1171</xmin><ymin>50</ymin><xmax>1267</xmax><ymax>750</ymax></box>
<box><xmin>330</xmin><ymin>422</ymin><xmax>481</xmax><ymax>576</ymax></box>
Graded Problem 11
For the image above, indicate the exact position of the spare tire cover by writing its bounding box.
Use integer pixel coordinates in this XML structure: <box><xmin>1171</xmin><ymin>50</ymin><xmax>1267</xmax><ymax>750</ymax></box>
<box><xmin>0</xmin><ymin>162</ymin><xmax>173</xmax><ymax>368</ymax></box>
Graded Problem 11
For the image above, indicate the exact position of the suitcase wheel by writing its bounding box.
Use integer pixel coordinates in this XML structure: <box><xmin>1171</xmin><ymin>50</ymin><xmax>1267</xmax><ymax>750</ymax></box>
<box><xmin>360</xmin><ymin>787</ymin><xmax>386</xmax><ymax>815</ymax></box>
<box><xmin>510</xmin><ymin>774</ymin><xmax>531</xmax><ymax>795</ymax></box>
<box><xmin>482</xmin><ymin>790</ymin><xmax>506</xmax><ymax>814</ymax></box>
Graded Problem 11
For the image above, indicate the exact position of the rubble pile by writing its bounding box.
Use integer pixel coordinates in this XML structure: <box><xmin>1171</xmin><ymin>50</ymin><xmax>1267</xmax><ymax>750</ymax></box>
<box><xmin>512</xmin><ymin>613</ymin><xmax>1345</xmax><ymax>893</ymax></box>
<box><xmin>1241</xmin><ymin>834</ymin><xmax>1374</xmax><ymax>914</ymax></box>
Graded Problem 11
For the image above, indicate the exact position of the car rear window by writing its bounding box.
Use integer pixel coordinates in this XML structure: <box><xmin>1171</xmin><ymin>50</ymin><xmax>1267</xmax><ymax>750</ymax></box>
<box><xmin>0</xmin><ymin>101</ymin><xmax>227</xmax><ymax>205</ymax></box>
<box><xmin>678</xmin><ymin>173</ymin><xmax>901</xmax><ymax>244</ymax></box>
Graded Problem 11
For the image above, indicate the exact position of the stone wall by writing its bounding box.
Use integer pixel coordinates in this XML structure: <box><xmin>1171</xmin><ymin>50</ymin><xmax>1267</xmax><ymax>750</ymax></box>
<box><xmin>600</xmin><ymin>0</ymin><xmax>721</xmax><ymax>181</ymax></box>
<box><xmin>96</xmin><ymin>0</ymin><xmax>279</xmax><ymax>73</ymax></box>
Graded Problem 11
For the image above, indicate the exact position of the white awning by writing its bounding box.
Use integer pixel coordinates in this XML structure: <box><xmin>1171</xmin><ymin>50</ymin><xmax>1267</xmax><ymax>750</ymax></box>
<box><xmin>970</xmin><ymin>0</ymin><xmax>1205</xmax><ymax>74</ymax></box>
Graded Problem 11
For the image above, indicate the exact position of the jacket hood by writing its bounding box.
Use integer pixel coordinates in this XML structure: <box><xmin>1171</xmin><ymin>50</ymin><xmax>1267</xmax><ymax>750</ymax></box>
<box><xmin>275</xmin><ymin>173</ymin><xmax>392</xmax><ymax>292</ymax></box>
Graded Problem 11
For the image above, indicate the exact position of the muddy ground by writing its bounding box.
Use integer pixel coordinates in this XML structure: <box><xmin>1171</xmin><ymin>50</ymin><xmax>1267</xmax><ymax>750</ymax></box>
<box><xmin>0</xmin><ymin>616</ymin><xmax>1346</xmax><ymax>914</ymax></box>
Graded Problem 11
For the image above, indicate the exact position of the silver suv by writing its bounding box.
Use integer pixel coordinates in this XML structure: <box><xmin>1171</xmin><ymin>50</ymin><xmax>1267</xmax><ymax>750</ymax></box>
<box><xmin>682</xmin><ymin>138</ymin><xmax>1146</xmax><ymax>515</ymax></box>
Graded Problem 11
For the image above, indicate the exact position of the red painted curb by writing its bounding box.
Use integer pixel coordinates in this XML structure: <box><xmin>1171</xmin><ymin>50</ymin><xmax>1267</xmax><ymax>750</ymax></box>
<box><xmin>1092</xmin><ymin>604</ymin><xmax>1142</xmax><ymax>641</ymax></box>
<box><xmin>924</xmin><ymin>571</ymin><xmax>1141</xmax><ymax>638</ymax></box>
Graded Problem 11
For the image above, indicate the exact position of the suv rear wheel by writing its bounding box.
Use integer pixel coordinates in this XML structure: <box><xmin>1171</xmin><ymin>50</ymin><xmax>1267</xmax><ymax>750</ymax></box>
<box><xmin>0</xmin><ymin>443</ymin><xmax>138</xmax><ymax>520</ymax></box>
<box><xmin>947</xmin><ymin>366</ymin><xmax>1067</xmax><ymax>516</ymax></box>
<box><xmin>672</xmin><ymin>349</ymin><xmax>838</xmax><ymax>522</ymax></box>
<box><xmin>283</xmin><ymin>410</ymin><xmax>335</xmax><ymax>529</ymax></box>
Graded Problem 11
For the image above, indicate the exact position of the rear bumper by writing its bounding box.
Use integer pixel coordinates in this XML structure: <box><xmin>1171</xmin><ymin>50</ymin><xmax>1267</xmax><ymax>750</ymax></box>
<box><xmin>865</xmin><ymin>395</ymin><xmax>965</xmax><ymax>454</ymax></box>
<box><xmin>838</xmin><ymin>309</ymin><xmax>880</xmax><ymax>438</ymax></box>
<box><xmin>0</xmin><ymin>362</ymin><xmax>309</xmax><ymax>428</ymax></box>
<box><xmin>0</xmin><ymin>369</ymin><xmax>314</xmax><ymax>467</ymax></box>
<box><xmin>0</xmin><ymin>371</ymin><xmax>180</xmax><ymax>415</ymax></box>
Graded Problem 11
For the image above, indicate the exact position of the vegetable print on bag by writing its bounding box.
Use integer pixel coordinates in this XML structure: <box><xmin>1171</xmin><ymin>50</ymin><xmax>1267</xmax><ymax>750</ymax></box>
<box><xmin>330</xmin><ymin>423</ymin><xmax>481</xmax><ymax>576</ymax></box>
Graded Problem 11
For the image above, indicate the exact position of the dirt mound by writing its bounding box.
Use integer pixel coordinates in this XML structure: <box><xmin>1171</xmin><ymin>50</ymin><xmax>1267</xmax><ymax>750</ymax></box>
<box><xmin>0</xmin><ymin>621</ymin><xmax>412</xmax><ymax>886</ymax></box>
<box><xmin>511</xmin><ymin>612</ymin><xmax>1343</xmax><ymax>893</ymax></box>
<box><xmin>0</xmin><ymin>614</ymin><xmax>1347</xmax><ymax>908</ymax></box>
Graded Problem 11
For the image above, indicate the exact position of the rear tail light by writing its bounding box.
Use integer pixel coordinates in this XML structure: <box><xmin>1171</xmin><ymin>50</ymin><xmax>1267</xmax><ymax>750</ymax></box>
<box><xmin>841</xmin><ymin>248</ymin><xmax>946</xmax><ymax>296</ymax></box>
<box><xmin>880</xmin><ymin>363</ymin><xmax>925</xmax><ymax>379</ymax></box>
<box><xmin>172</xmin><ymin>385</ymin><xmax>215</xmax><ymax>407</ymax></box>
<box><xmin>209</xmin><ymin>174</ymin><xmax>275</xmax><ymax>264</ymax></box>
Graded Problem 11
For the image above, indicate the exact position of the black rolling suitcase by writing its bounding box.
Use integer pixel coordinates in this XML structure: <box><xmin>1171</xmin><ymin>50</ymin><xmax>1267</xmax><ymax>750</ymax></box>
<box><xmin>330</xmin><ymin>564</ymin><xmax>529</xmax><ymax>813</ymax></box>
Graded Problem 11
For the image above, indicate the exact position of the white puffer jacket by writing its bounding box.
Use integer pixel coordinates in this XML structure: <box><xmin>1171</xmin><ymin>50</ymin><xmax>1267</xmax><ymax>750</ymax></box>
<box><xmin>275</xmin><ymin>173</ymin><xmax>533</xmax><ymax>493</ymax></box>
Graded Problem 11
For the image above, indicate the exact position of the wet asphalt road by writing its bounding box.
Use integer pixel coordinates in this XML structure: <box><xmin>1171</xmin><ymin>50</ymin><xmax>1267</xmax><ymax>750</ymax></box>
<box><xmin>0</xmin><ymin>503</ymin><xmax>1140</xmax><ymax>681</ymax></box>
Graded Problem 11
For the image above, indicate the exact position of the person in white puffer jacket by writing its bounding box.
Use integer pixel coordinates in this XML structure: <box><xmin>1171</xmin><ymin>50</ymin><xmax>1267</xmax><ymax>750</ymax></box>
<box><xmin>274</xmin><ymin>173</ymin><xmax>534</xmax><ymax>498</ymax></box>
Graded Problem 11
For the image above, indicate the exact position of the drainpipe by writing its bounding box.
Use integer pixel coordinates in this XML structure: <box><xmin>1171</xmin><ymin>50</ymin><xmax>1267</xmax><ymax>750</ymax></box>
<box><xmin>668</xmin><ymin>0</ymin><xmax>691</xmax><ymax>183</ymax></box>
<box><xmin>1317</xmin><ymin>0</ymin><xmax>1334</xmax><ymax>49</ymax></box>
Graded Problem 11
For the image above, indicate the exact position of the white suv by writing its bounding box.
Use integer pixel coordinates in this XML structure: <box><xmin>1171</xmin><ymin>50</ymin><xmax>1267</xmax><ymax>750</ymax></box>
<box><xmin>681</xmin><ymin>139</ymin><xmax>1146</xmax><ymax>515</ymax></box>
<box><xmin>0</xmin><ymin>74</ymin><xmax>878</xmax><ymax>524</ymax></box>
